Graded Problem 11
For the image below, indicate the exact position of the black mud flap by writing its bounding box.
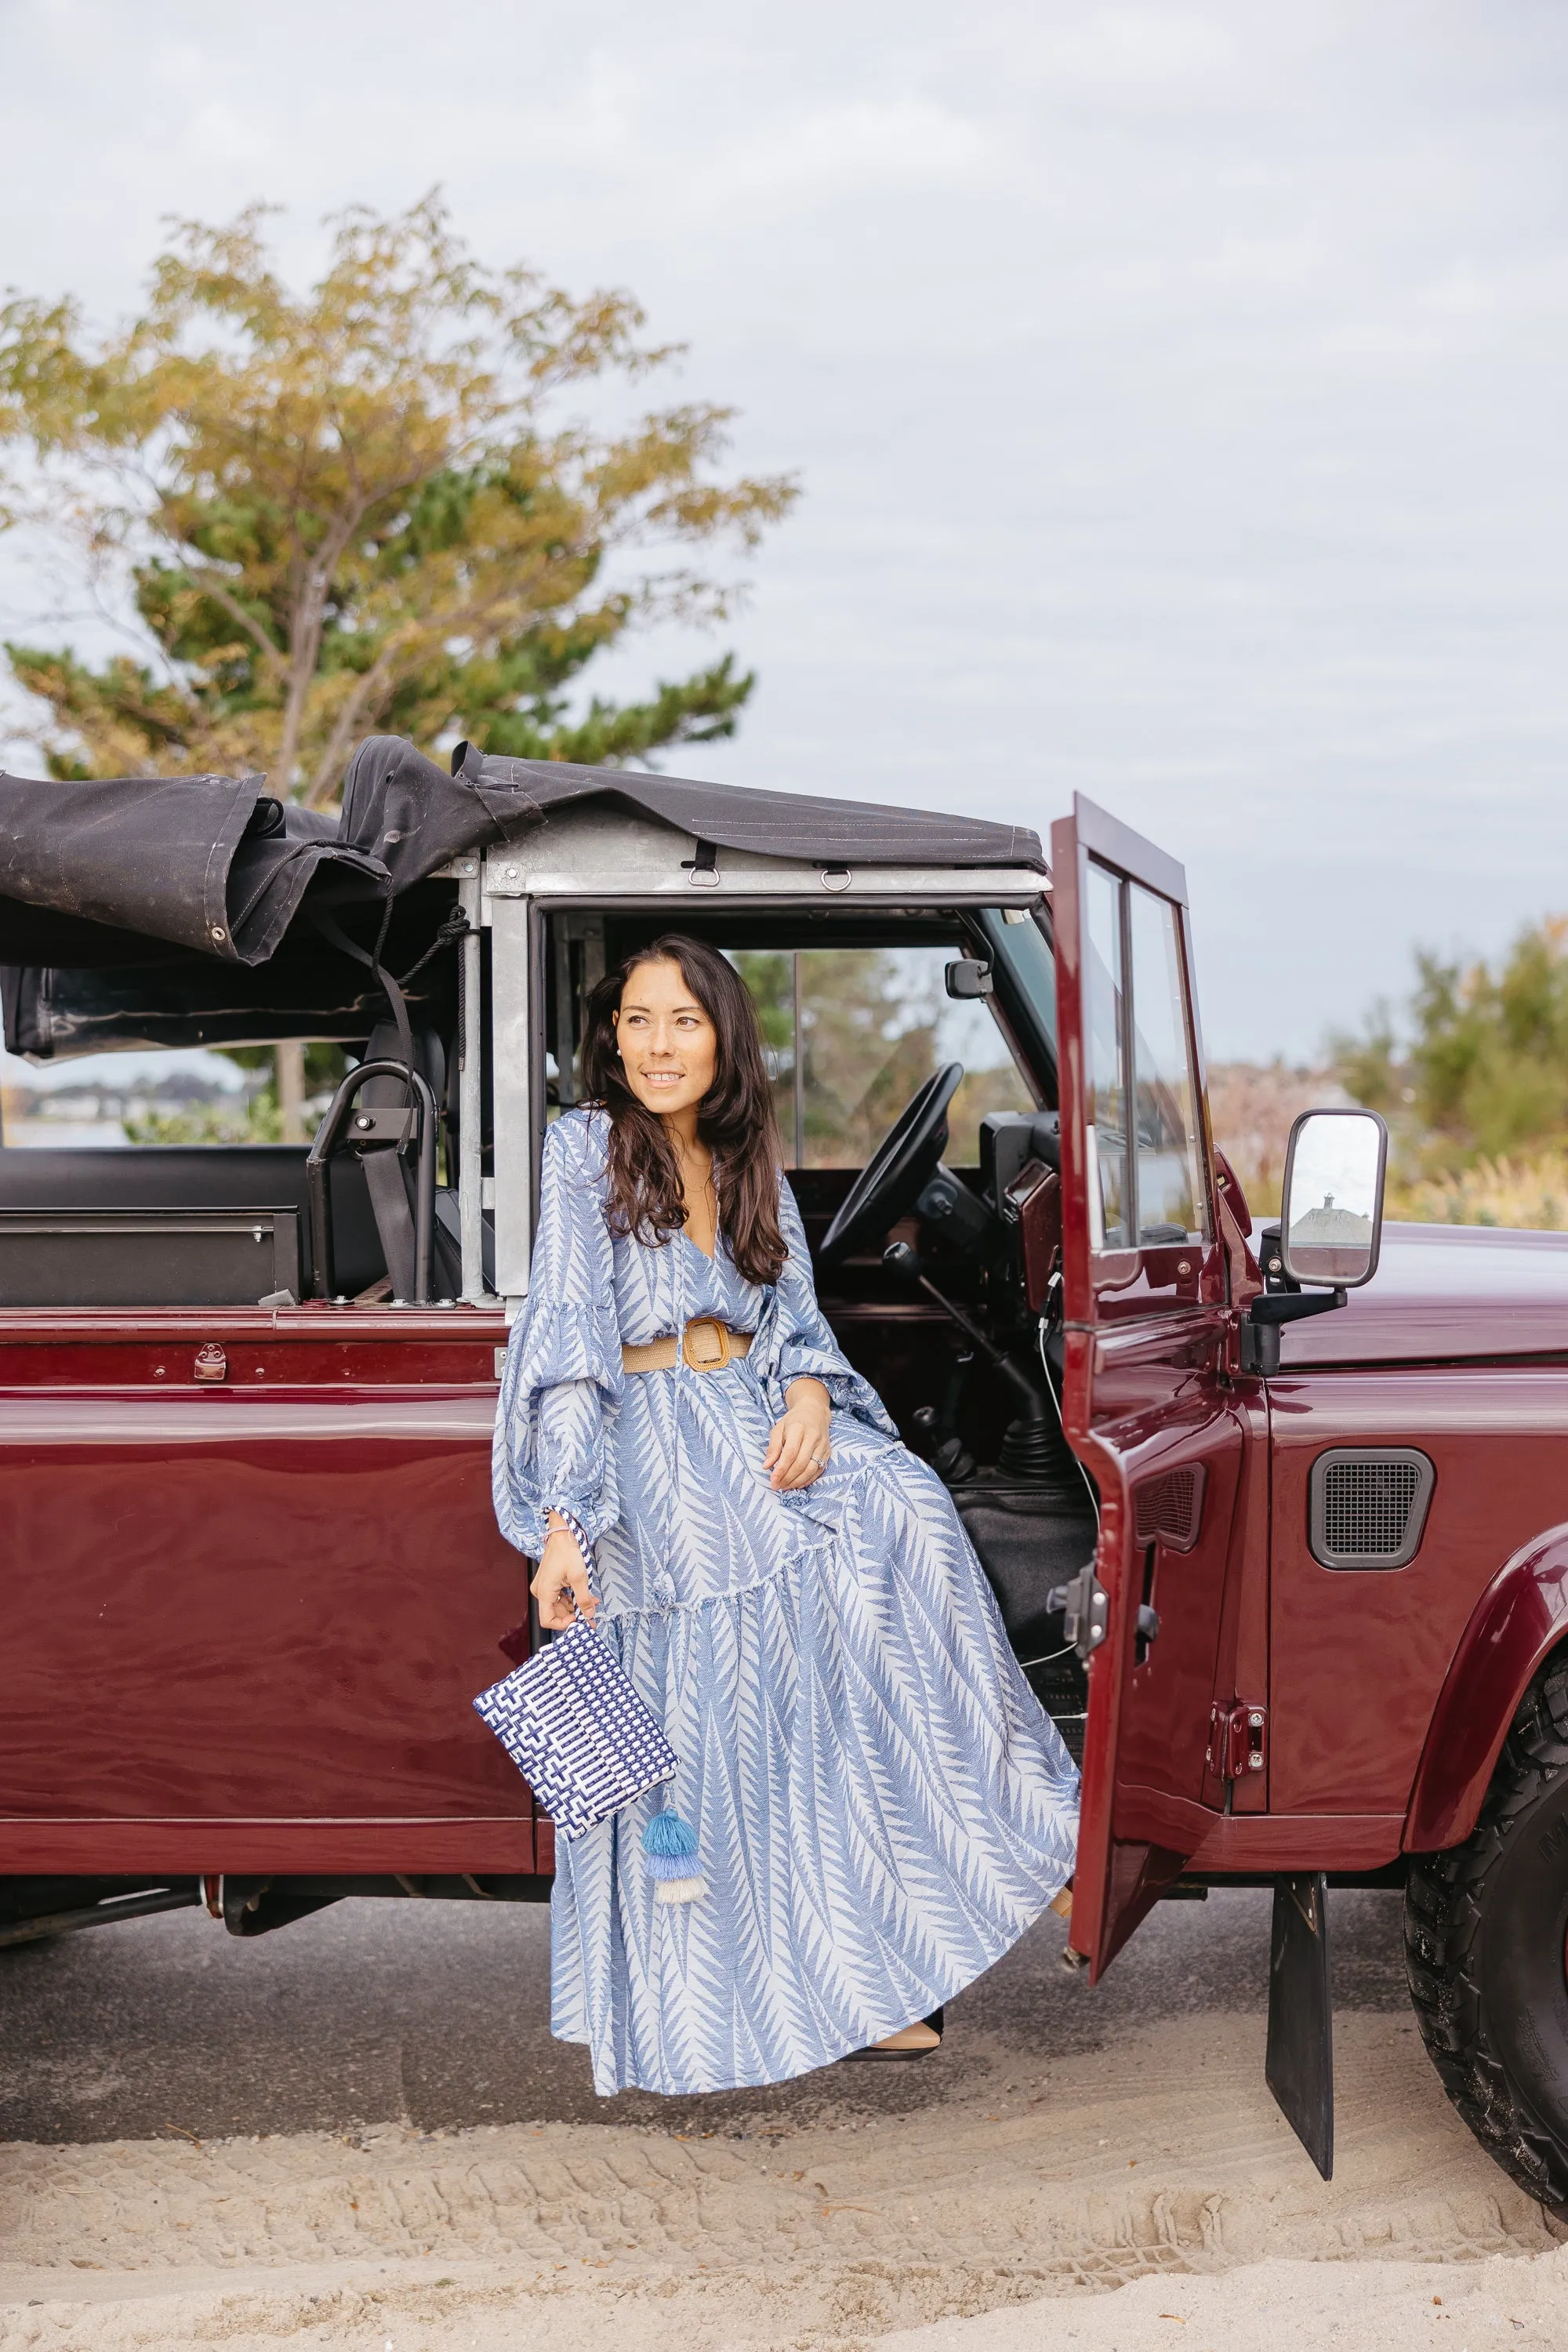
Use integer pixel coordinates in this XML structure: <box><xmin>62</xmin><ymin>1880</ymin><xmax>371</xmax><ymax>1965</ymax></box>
<box><xmin>1265</xmin><ymin>1871</ymin><xmax>1334</xmax><ymax>2180</ymax></box>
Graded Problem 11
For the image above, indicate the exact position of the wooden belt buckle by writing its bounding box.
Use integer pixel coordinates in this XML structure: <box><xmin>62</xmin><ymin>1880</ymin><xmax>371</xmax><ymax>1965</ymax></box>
<box><xmin>682</xmin><ymin>1316</ymin><xmax>731</xmax><ymax>1371</ymax></box>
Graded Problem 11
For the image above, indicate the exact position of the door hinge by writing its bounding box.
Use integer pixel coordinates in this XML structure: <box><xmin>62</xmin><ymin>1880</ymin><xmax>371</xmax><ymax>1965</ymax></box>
<box><xmin>1049</xmin><ymin>1563</ymin><xmax>1109</xmax><ymax>1662</ymax></box>
<box><xmin>1207</xmin><ymin>1700</ymin><xmax>1268</xmax><ymax>1781</ymax></box>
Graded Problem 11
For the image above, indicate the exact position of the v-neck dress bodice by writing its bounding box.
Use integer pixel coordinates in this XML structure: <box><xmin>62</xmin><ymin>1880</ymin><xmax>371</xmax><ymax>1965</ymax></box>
<box><xmin>493</xmin><ymin>1111</ymin><xmax>900</xmax><ymax>1621</ymax></box>
<box><xmin>492</xmin><ymin>1107</ymin><xmax>1078</xmax><ymax>2098</ymax></box>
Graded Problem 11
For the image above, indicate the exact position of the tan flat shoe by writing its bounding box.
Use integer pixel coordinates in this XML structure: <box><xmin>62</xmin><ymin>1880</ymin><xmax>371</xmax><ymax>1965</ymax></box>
<box><xmin>844</xmin><ymin>2008</ymin><xmax>944</xmax><ymax>2060</ymax></box>
<box><xmin>871</xmin><ymin>2020</ymin><xmax>942</xmax><ymax>2053</ymax></box>
<box><xmin>1050</xmin><ymin>1878</ymin><xmax>1086</xmax><ymax>1969</ymax></box>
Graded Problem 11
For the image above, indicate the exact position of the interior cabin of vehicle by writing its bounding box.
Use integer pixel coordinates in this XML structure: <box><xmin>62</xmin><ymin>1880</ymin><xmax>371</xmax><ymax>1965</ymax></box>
<box><xmin>0</xmin><ymin>870</ymin><xmax>1099</xmax><ymax>1759</ymax></box>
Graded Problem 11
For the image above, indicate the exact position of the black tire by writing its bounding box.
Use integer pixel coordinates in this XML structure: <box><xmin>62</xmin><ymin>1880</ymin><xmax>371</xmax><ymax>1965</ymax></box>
<box><xmin>1405</xmin><ymin>1653</ymin><xmax>1568</xmax><ymax>2206</ymax></box>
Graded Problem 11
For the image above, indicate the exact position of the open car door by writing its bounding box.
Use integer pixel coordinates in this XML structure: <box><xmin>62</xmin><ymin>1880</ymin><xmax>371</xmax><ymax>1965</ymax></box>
<box><xmin>1051</xmin><ymin>796</ymin><xmax>1247</xmax><ymax>1977</ymax></box>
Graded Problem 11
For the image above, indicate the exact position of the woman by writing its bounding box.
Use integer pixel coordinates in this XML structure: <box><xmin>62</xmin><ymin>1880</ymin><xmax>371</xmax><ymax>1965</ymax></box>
<box><xmin>492</xmin><ymin>935</ymin><xmax>1077</xmax><ymax>2097</ymax></box>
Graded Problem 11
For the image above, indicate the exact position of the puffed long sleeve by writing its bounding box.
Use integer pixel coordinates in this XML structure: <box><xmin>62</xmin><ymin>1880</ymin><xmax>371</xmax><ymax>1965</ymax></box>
<box><xmin>492</xmin><ymin>1113</ymin><xmax>625</xmax><ymax>1559</ymax></box>
<box><xmin>751</xmin><ymin>1177</ymin><xmax>899</xmax><ymax>1437</ymax></box>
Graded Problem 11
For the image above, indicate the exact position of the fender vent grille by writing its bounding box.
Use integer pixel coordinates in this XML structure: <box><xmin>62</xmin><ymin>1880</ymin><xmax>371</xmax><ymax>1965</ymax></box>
<box><xmin>1309</xmin><ymin>1449</ymin><xmax>1435</xmax><ymax>1570</ymax></box>
<box><xmin>1132</xmin><ymin>1464</ymin><xmax>1206</xmax><ymax>1553</ymax></box>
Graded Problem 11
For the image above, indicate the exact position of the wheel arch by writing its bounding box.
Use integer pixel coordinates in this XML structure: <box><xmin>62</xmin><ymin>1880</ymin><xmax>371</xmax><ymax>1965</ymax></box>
<box><xmin>1404</xmin><ymin>1521</ymin><xmax>1568</xmax><ymax>1853</ymax></box>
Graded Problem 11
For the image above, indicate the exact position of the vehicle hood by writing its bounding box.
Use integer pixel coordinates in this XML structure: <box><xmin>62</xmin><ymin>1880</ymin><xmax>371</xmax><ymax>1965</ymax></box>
<box><xmin>1272</xmin><ymin>1219</ymin><xmax>1568</xmax><ymax>1367</ymax></box>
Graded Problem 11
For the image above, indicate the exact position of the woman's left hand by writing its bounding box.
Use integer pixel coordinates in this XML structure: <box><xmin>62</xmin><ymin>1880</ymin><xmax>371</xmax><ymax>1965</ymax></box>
<box><xmin>765</xmin><ymin>1377</ymin><xmax>833</xmax><ymax>1490</ymax></box>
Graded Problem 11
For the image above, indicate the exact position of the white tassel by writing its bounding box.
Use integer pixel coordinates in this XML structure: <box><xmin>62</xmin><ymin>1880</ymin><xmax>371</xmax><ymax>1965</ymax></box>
<box><xmin>653</xmin><ymin>1875</ymin><xmax>707</xmax><ymax>1905</ymax></box>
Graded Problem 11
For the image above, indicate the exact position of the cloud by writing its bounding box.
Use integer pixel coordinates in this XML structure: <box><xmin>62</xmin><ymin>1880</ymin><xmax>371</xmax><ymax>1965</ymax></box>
<box><xmin>3</xmin><ymin>0</ymin><xmax>1568</xmax><ymax>1055</ymax></box>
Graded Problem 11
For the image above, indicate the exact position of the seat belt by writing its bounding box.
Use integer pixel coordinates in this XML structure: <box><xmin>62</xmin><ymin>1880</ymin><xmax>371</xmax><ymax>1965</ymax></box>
<box><xmin>358</xmin><ymin>1019</ymin><xmax>445</xmax><ymax>1301</ymax></box>
<box><xmin>358</xmin><ymin>1149</ymin><xmax>418</xmax><ymax>1301</ymax></box>
<box><xmin>309</xmin><ymin>895</ymin><xmax>462</xmax><ymax>1303</ymax></box>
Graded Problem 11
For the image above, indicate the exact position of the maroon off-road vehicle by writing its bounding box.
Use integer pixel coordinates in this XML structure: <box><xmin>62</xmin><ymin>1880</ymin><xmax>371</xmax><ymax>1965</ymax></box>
<box><xmin>4</xmin><ymin>739</ymin><xmax>1568</xmax><ymax>2200</ymax></box>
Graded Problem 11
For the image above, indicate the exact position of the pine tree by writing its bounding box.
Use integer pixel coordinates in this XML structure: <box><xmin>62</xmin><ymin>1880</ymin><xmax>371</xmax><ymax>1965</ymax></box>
<box><xmin>0</xmin><ymin>194</ymin><xmax>796</xmax><ymax>801</ymax></box>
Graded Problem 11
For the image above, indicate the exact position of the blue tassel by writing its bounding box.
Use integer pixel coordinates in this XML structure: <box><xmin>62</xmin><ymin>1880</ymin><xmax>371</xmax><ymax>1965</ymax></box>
<box><xmin>641</xmin><ymin>1807</ymin><xmax>705</xmax><ymax>1904</ymax></box>
<box><xmin>641</xmin><ymin>1809</ymin><xmax>699</xmax><ymax>1861</ymax></box>
<box><xmin>644</xmin><ymin>1848</ymin><xmax>701</xmax><ymax>1882</ymax></box>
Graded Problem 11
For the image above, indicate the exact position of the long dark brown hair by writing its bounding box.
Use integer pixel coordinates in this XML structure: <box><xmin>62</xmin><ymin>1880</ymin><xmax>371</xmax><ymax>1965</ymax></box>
<box><xmin>579</xmin><ymin>935</ymin><xmax>787</xmax><ymax>1286</ymax></box>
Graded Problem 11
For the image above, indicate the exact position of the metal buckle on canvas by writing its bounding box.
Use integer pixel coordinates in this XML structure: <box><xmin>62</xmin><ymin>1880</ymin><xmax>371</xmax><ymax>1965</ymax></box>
<box><xmin>682</xmin><ymin>1316</ymin><xmax>732</xmax><ymax>1371</ymax></box>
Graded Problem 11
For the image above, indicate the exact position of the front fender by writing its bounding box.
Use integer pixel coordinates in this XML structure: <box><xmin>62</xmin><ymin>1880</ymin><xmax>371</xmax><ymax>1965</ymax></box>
<box><xmin>1404</xmin><ymin>1523</ymin><xmax>1568</xmax><ymax>1853</ymax></box>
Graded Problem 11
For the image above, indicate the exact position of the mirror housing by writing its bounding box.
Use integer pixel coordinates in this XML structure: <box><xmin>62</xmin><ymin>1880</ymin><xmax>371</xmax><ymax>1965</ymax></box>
<box><xmin>945</xmin><ymin>957</ymin><xmax>993</xmax><ymax>1000</ymax></box>
<box><xmin>1279</xmin><ymin>1108</ymin><xmax>1388</xmax><ymax>1290</ymax></box>
<box><xmin>1239</xmin><ymin>1105</ymin><xmax>1388</xmax><ymax>1376</ymax></box>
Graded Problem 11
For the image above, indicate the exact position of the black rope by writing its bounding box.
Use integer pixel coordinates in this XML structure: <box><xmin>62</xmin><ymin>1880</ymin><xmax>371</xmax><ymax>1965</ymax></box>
<box><xmin>397</xmin><ymin>907</ymin><xmax>471</xmax><ymax>989</ymax></box>
<box><xmin>398</xmin><ymin>906</ymin><xmax>474</xmax><ymax>1080</ymax></box>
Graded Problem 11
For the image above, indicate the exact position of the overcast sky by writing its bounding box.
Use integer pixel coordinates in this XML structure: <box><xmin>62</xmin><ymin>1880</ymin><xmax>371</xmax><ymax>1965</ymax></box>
<box><xmin>2</xmin><ymin>0</ymin><xmax>1566</xmax><ymax>1061</ymax></box>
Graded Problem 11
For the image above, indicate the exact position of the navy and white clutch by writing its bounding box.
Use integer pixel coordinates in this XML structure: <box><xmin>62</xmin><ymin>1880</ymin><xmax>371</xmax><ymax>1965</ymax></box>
<box><xmin>473</xmin><ymin>1616</ymin><xmax>677</xmax><ymax>1842</ymax></box>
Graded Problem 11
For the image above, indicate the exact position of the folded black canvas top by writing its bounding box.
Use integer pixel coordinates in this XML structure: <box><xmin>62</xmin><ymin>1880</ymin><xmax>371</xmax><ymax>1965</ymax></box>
<box><xmin>0</xmin><ymin>735</ymin><xmax>1044</xmax><ymax>971</ymax></box>
<box><xmin>0</xmin><ymin>736</ymin><xmax>1045</xmax><ymax>1059</ymax></box>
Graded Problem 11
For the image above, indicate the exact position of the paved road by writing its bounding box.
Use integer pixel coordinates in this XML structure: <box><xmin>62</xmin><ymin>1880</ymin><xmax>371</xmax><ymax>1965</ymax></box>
<box><xmin>0</xmin><ymin>1885</ymin><xmax>1411</xmax><ymax>2146</ymax></box>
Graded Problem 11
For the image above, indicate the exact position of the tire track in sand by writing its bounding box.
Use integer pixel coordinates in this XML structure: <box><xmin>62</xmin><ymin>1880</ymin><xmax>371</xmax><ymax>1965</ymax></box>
<box><xmin>0</xmin><ymin>2015</ymin><xmax>1562</xmax><ymax>2350</ymax></box>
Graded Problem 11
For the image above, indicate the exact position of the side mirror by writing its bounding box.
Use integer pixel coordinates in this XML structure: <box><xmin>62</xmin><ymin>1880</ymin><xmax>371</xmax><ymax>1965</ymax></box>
<box><xmin>1279</xmin><ymin>1108</ymin><xmax>1388</xmax><ymax>1290</ymax></box>
<box><xmin>1240</xmin><ymin>1105</ymin><xmax>1388</xmax><ymax>1376</ymax></box>
<box><xmin>945</xmin><ymin>957</ymin><xmax>993</xmax><ymax>1000</ymax></box>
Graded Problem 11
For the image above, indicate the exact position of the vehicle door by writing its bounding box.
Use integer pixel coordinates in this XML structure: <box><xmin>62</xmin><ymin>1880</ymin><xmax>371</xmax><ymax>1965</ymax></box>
<box><xmin>1051</xmin><ymin>795</ymin><xmax>1247</xmax><ymax>1975</ymax></box>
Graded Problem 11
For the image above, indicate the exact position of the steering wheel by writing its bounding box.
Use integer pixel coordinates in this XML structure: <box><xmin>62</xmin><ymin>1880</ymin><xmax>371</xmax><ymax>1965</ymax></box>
<box><xmin>816</xmin><ymin>1062</ymin><xmax>965</xmax><ymax>1269</ymax></box>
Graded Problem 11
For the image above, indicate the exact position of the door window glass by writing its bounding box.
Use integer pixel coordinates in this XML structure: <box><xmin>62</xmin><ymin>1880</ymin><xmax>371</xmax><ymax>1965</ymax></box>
<box><xmin>1128</xmin><ymin>884</ymin><xmax>1210</xmax><ymax>1243</ymax></box>
<box><xmin>1084</xmin><ymin>862</ymin><xmax>1131</xmax><ymax>1247</ymax></box>
<box><xmin>731</xmin><ymin>946</ymin><xmax>1033</xmax><ymax>1167</ymax></box>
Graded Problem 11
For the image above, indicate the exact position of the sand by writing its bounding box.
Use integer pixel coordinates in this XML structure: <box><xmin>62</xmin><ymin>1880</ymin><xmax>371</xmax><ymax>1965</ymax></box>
<box><xmin>2</xmin><ymin>2010</ymin><xmax>1566</xmax><ymax>2350</ymax></box>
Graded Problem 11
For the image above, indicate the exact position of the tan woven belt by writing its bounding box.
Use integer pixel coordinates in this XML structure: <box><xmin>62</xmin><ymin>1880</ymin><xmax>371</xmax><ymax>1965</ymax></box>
<box><xmin>622</xmin><ymin>1317</ymin><xmax>753</xmax><ymax>1374</ymax></box>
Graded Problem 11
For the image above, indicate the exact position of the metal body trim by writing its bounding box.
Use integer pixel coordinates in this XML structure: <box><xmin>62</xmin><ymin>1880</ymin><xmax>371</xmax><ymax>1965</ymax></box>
<box><xmin>457</xmin><ymin>870</ymin><xmax>486</xmax><ymax>1301</ymax></box>
<box><xmin>482</xmin><ymin>808</ymin><xmax>1044</xmax><ymax>907</ymax></box>
<box><xmin>488</xmin><ymin>896</ymin><xmax>535</xmax><ymax>1302</ymax></box>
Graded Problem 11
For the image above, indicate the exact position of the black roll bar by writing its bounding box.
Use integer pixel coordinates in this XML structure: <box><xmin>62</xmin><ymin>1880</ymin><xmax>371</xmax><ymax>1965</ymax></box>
<box><xmin>306</xmin><ymin>1058</ymin><xmax>437</xmax><ymax>1304</ymax></box>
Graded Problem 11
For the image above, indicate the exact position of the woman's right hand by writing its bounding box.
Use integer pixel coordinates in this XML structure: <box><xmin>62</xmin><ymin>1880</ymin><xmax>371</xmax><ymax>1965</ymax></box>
<box><xmin>532</xmin><ymin>1520</ymin><xmax>597</xmax><ymax>1631</ymax></box>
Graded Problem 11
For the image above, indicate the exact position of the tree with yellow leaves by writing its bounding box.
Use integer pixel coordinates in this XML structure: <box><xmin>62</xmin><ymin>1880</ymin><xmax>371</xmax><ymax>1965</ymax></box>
<box><xmin>0</xmin><ymin>194</ymin><xmax>796</xmax><ymax>802</ymax></box>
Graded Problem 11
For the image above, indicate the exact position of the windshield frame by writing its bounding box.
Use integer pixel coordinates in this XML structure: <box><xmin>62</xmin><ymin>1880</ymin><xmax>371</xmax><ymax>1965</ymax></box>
<box><xmin>971</xmin><ymin>905</ymin><xmax>1058</xmax><ymax>1112</ymax></box>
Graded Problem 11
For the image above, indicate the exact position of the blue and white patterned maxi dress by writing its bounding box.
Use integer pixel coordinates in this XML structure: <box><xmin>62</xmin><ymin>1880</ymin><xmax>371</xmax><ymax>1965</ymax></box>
<box><xmin>492</xmin><ymin>1108</ymin><xmax>1079</xmax><ymax>2096</ymax></box>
